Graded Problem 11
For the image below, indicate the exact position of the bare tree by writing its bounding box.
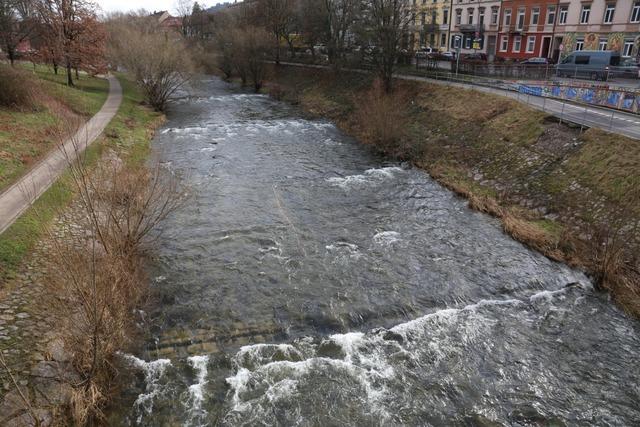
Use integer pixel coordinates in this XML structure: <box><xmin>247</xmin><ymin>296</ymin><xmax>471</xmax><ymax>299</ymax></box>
<box><xmin>323</xmin><ymin>0</ymin><xmax>359</xmax><ymax>68</ymax></box>
<box><xmin>36</xmin><ymin>0</ymin><xmax>103</xmax><ymax>86</ymax></box>
<box><xmin>363</xmin><ymin>0</ymin><xmax>412</xmax><ymax>92</ymax></box>
<box><xmin>0</xmin><ymin>0</ymin><xmax>37</xmax><ymax>65</ymax></box>
<box><xmin>257</xmin><ymin>0</ymin><xmax>296</xmax><ymax>64</ymax></box>
<box><xmin>108</xmin><ymin>15</ymin><xmax>194</xmax><ymax>111</ymax></box>
<box><xmin>296</xmin><ymin>0</ymin><xmax>328</xmax><ymax>61</ymax></box>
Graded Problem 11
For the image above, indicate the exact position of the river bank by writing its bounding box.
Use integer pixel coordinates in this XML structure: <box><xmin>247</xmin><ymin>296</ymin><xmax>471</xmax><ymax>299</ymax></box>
<box><xmin>265</xmin><ymin>64</ymin><xmax>640</xmax><ymax>318</ymax></box>
<box><xmin>0</xmin><ymin>75</ymin><xmax>164</xmax><ymax>425</ymax></box>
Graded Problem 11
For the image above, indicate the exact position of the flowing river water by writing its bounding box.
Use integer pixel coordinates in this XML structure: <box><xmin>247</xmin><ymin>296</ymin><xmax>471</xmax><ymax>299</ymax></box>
<box><xmin>115</xmin><ymin>77</ymin><xmax>640</xmax><ymax>426</ymax></box>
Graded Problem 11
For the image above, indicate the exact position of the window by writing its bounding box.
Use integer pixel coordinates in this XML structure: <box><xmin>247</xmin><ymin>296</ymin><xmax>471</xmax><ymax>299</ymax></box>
<box><xmin>513</xmin><ymin>36</ymin><xmax>521</xmax><ymax>52</ymax></box>
<box><xmin>432</xmin><ymin>11</ymin><xmax>437</xmax><ymax>23</ymax></box>
<box><xmin>441</xmin><ymin>33</ymin><xmax>447</xmax><ymax>46</ymax></box>
<box><xmin>547</xmin><ymin>6</ymin><xmax>556</xmax><ymax>24</ymax></box>
<box><xmin>603</xmin><ymin>4</ymin><xmax>615</xmax><ymax>23</ymax></box>
<box><xmin>531</xmin><ymin>7</ymin><xmax>540</xmax><ymax>25</ymax></box>
<box><xmin>599</xmin><ymin>40</ymin><xmax>608</xmax><ymax>50</ymax></box>
<box><xmin>504</xmin><ymin>9</ymin><xmax>512</xmax><ymax>26</ymax></box>
<box><xmin>421</xmin><ymin>12</ymin><xmax>426</xmax><ymax>25</ymax></box>
<box><xmin>580</xmin><ymin>5</ymin><xmax>591</xmax><ymax>24</ymax></box>
<box><xmin>452</xmin><ymin>35</ymin><xmax>461</xmax><ymax>48</ymax></box>
<box><xmin>575</xmin><ymin>55</ymin><xmax>590</xmax><ymax>64</ymax></box>
<box><xmin>575</xmin><ymin>38</ymin><xmax>584</xmax><ymax>50</ymax></box>
<box><xmin>467</xmin><ymin>8</ymin><xmax>474</xmax><ymax>25</ymax></box>
<box><xmin>632</xmin><ymin>2</ymin><xmax>640</xmax><ymax>22</ymax></box>
<box><xmin>500</xmin><ymin>35</ymin><xmax>508</xmax><ymax>51</ymax></box>
<box><xmin>517</xmin><ymin>8</ymin><xmax>525</xmax><ymax>29</ymax></box>
<box><xmin>465</xmin><ymin>36</ymin><xmax>472</xmax><ymax>49</ymax></box>
<box><xmin>430</xmin><ymin>33</ymin><xmax>435</xmax><ymax>46</ymax></box>
<box><xmin>420</xmin><ymin>32</ymin><xmax>425</xmax><ymax>45</ymax></box>
<box><xmin>491</xmin><ymin>7</ymin><xmax>499</xmax><ymax>25</ymax></box>
<box><xmin>623</xmin><ymin>40</ymin><xmax>634</xmax><ymax>56</ymax></box>
<box><xmin>479</xmin><ymin>8</ymin><xmax>485</xmax><ymax>25</ymax></box>
<box><xmin>456</xmin><ymin>9</ymin><xmax>462</xmax><ymax>25</ymax></box>
<box><xmin>443</xmin><ymin>9</ymin><xmax>449</xmax><ymax>25</ymax></box>
<box><xmin>526</xmin><ymin>35</ymin><xmax>536</xmax><ymax>52</ymax></box>
<box><xmin>559</xmin><ymin>5</ymin><xmax>568</xmax><ymax>24</ymax></box>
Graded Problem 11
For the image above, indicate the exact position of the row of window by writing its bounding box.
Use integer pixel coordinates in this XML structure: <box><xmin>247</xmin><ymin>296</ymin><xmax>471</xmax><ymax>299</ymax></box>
<box><xmin>454</xmin><ymin>7</ymin><xmax>500</xmax><ymax>25</ymax></box>
<box><xmin>501</xmin><ymin>3</ymin><xmax>640</xmax><ymax>27</ymax></box>
<box><xmin>420</xmin><ymin>32</ymin><xmax>450</xmax><ymax>46</ymax></box>
<box><xmin>497</xmin><ymin>34</ymin><xmax>636</xmax><ymax>55</ymax></box>
<box><xmin>450</xmin><ymin>2</ymin><xmax>640</xmax><ymax>28</ymax></box>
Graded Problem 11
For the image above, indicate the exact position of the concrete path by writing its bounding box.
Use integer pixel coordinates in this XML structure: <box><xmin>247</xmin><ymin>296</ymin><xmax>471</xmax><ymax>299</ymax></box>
<box><xmin>0</xmin><ymin>75</ymin><xmax>122</xmax><ymax>235</ymax></box>
<box><xmin>279</xmin><ymin>61</ymin><xmax>640</xmax><ymax>140</ymax></box>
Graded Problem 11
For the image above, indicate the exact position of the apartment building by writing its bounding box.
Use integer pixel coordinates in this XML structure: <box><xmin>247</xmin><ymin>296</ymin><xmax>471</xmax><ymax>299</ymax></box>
<box><xmin>449</xmin><ymin>0</ymin><xmax>502</xmax><ymax>58</ymax></box>
<box><xmin>496</xmin><ymin>0</ymin><xmax>560</xmax><ymax>60</ymax></box>
<box><xmin>553</xmin><ymin>0</ymin><xmax>640</xmax><ymax>59</ymax></box>
<box><xmin>410</xmin><ymin>0</ymin><xmax>453</xmax><ymax>50</ymax></box>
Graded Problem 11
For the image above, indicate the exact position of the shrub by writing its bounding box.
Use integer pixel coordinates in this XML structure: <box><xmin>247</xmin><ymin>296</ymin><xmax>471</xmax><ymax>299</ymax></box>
<box><xmin>355</xmin><ymin>79</ymin><xmax>410</xmax><ymax>158</ymax></box>
<box><xmin>0</xmin><ymin>66</ymin><xmax>37</xmax><ymax>110</ymax></box>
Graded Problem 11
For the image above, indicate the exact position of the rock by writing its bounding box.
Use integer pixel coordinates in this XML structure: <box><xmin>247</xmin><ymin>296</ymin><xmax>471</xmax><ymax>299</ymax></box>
<box><xmin>4</xmin><ymin>409</ymin><xmax>53</xmax><ymax>427</ymax></box>
<box><xmin>31</xmin><ymin>361</ymin><xmax>59</xmax><ymax>379</ymax></box>
<box><xmin>46</xmin><ymin>338</ymin><xmax>71</xmax><ymax>363</ymax></box>
<box><xmin>15</xmin><ymin>313</ymin><xmax>30</xmax><ymax>319</ymax></box>
<box><xmin>0</xmin><ymin>314</ymin><xmax>15</xmax><ymax>322</ymax></box>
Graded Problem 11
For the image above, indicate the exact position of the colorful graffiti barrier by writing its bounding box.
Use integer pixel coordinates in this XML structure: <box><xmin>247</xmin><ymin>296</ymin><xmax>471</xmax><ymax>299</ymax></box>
<box><xmin>517</xmin><ymin>82</ymin><xmax>640</xmax><ymax>113</ymax></box>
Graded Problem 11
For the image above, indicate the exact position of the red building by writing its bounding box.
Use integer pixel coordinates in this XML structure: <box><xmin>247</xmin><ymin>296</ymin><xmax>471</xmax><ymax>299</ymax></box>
<box><xmin>497</xmin><ymin>0</ymin><xmax>559</xmax><ymax>61</ymax></box>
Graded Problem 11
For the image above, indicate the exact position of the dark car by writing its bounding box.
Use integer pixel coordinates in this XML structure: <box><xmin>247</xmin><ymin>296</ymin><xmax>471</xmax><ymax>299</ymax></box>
<box><xmin>434</xmin><ymin>51</ymin><xmax>456</xmax><ymax>61</ymax></box>
<box><xmin>520</xmin><ymin>57</ymin><xmax>550</xmax><ymax>65</ymax></box>
<box><xmin>612</xmin><ymin>57</ymin><xmax>640</xmax><ymax>79</ymax></box>
<box><xmin>462</xmin><ymin>53</ymin><xmax>487</xmax><ymax>62</ymax></box>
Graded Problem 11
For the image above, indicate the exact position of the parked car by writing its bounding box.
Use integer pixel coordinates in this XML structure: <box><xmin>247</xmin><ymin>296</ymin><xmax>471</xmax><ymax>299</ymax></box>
<box><xmin>612</xmin><ymin>57</ymin><xmax>640</xmax><ymax>79</ymax></box>
<box><xmin>435</xmin><ymin>51</ymin><xmax>456</xmax><ymax>61</ymax></box>
<box><xmin>461</xmin><ymin>53</ymin><xmax>487</xmax><ymax>62</ymax></box>
<box><xmin>555</xmin><ymin>50</ymin><xmax>622</xmax><ymax>81</ymax></box>
<box><xmin>520</xmin><ymin>57</ymin><xmax>550</xmax><ymax>65</ymax></box>
<box><xmin>415</xmin><ymin>47</ymin><xmax>436</xmax><ymax>59</ymax></box>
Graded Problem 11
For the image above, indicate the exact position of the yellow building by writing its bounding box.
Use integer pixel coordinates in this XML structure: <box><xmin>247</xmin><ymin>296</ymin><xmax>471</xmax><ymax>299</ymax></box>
<box><xmin>411</xmin><ymin>0</ymin><xmax>452</xmax><ymax>51</ymax></box>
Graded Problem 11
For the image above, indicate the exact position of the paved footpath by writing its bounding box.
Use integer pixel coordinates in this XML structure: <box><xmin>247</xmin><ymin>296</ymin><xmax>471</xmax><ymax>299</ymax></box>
<box><xmin>279</xmin><ymin>62</ymin><xmax>640</xmax><ymax>140</ymax></box>
<box><xmin>0</xmin><ymin>75</ymin><xmax>123</xmax><ymax>235</ymax></box>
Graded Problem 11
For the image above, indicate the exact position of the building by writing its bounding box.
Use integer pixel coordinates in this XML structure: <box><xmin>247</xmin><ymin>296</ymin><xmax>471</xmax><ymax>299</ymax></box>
<box><xmin>410</xmin><ymin>0</ymin><xmax>452</xmax><ymax>51</ymax></box>
<box><xmin>151</xmin><ymin>11</ymin><xmax>183</xmax><ymax>32</ymax></box>
<box><xmin>553</xmin><ymin>0</ymin><xmax>640</xmax><ymax>60</ymax></box>
<box><xmin>450</xmin><ymin>0</ymin><xmax>502</xmax><ymax>58</ymax></box>
<box><xmin>496</xmin><ymin>0</ymin><xmax>560</xmax><ymax>61</ymax></box>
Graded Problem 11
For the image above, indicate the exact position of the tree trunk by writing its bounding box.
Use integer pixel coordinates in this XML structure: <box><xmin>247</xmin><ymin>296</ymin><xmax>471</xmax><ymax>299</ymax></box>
<box><xmin>66</xmin><ymin>60</ymin><xmax>74</xmax><ymax>86</ymax></box>
<box><xmin>75</xmin><ymin>67</ymin><xmax>79</xmax><ymax>79</ymax></box>
<box><xmin>53</xmin><ymin>61</ymin><xmax>59</xmax><ymax>75</ymax></box>
<box><xmin>8</xmin><ymin>49</ymin><xmax>15</xmax><ymax>67</ymax></box>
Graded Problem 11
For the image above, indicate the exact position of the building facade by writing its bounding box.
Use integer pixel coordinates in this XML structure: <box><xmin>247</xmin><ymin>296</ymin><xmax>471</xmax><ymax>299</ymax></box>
<box><xmin>449</xmin><ymin>0</ymin><xmax>502</xmax><ymax>58</ymax></box>
<box><xmin>553</xmin><ymin>0</ymin><xmax>640</xmax><ymax>59</ymax></box>
<box><xmin>411</xmin><ymin>0</ymin><xmax>453</xmax><ymax>50</ymax></box>
<box><xmin>496</xmin><ymin>0</ymin><xmax>560</xmax><ymax>60</ymax></box>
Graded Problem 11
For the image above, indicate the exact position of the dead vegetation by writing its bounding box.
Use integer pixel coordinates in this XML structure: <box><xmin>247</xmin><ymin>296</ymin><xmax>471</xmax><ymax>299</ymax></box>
<box><xmin>38</xmin><ymin>131</ymin><xmax>184</xmax><ymax>424</ymax></box>
<box><xmin>0</xmin><ymin>65</ymin><xmax>37</xmax><ymax>110</ymax></box>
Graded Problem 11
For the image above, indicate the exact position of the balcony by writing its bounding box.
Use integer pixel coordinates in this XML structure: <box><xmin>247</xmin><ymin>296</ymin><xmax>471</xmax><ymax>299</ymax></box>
<box><xmin>422</xmin><ymin>24</ymin><xmax>440</xmax><ymax>32</ymax></box>
<box><xmin>507</xmin><ymin>24</ymin><xmax>525</xmax><ymax>34</ymax></box>
<box><xmin>459</xmin><ymin>24</ymin><xmax>484</xmax><ymax>33</ymax></box>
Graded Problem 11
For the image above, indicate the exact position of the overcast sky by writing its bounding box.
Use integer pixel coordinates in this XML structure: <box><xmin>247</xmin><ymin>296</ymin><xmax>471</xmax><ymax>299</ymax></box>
<box><xmin>98</xmin><ymin>0</ymin><xmax>220</xmax><ymax>14</ymax></box>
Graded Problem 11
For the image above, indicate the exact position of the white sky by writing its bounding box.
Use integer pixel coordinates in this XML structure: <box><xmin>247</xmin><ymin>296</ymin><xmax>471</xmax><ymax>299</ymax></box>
<box><xmin>97</xmin><ymin>0</ymin><xmax>221</xmax><ymax>14</ymax></box>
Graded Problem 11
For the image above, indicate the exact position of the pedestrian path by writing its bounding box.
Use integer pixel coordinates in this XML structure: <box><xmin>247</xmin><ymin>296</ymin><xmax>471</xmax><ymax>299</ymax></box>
<box><xmin>0</xmin><ymin>76</ymin><xmax>122</xmax><ymax>235</ymax></box>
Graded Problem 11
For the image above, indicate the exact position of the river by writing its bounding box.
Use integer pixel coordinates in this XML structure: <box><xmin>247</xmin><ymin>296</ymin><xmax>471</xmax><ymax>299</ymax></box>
<box><xmin>115</xmin><ymin>77</ymin><xmax>640</xmax><ymax>426</ymax></box>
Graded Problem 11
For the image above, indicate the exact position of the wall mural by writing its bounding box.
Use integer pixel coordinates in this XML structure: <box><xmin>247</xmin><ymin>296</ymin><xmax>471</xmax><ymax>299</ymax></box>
<box><xmin>608</xmin><ymin>33</ymin><xmax>625</xmax><ymax>52</ymax></box>
<box><xmin>517</xmin><ymin>82</ymin><xmax>640</xmax><ymax>113</ymax></box>
<box><xmin>561</xmin><ymin>33</ymin><xmax>576</xmax><ymax>59</ymax></box>
<box><xmin>585</xmin><ymin>33</ymin><xmax>599</xmax><ymax>50</ymax></box>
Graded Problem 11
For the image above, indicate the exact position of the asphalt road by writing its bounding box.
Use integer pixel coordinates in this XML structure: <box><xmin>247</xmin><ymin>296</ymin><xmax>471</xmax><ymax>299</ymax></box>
<box><xmin>0</xmin><ymin>76</ymin><xmax>122</xmax><ymax>235</ymax></box>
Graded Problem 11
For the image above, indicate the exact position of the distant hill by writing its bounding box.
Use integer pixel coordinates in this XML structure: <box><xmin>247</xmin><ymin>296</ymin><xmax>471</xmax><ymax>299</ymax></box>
<box><xmin>206</xmin><ymin>2</ymin><xmax>233</xmax><ymax>13</ymax></box>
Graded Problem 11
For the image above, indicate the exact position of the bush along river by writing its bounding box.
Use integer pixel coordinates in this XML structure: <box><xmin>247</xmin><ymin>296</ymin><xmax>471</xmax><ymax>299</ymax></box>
<box><xmin>115</xmin><ymin>77</ymin><xmax>640</xmax><ymax>426</ymax></box>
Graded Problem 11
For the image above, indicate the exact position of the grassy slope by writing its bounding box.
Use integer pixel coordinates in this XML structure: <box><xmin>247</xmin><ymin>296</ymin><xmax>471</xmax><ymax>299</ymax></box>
<box><xmin>267</xmin><ymin>65</ymin><xmax>640</xmax><ymax>315</ymax></box>
<box><xmin>0</xmin><ymin>64</ymin><xmax>109</xmax><ymax>192</ymax></box>
<box><xmin>0</xmin><ymin>74</ymin><xmax>163</xmax><ymax>283</ymax></box>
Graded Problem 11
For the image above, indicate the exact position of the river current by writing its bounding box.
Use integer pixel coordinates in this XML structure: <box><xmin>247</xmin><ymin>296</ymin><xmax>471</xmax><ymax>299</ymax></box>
<box><xmin>116</xmin><ymin>77</ymin><xmax>640</xmax><ymax>426</ymax></box>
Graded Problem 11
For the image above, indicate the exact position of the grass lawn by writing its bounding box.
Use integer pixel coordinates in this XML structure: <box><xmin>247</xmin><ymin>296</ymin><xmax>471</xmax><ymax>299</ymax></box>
<box><xmin>0</xmin><ymin>64</ymin><xmax>109</xmax><ymax>193</ymax></box>
<box><xmin>0</xmin><ymin>73</ymin><xmax>163</xmax><ymax>283</ymax></box>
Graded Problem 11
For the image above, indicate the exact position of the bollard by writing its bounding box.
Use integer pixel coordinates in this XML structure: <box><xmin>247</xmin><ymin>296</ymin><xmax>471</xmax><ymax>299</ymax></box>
<box><xmin>609</xmin><ymin>111</ymin><xmax>615</xmax><ymax>131</ymax></box>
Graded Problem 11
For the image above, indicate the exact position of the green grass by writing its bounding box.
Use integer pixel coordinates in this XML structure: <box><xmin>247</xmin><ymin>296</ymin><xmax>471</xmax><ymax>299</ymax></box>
<box><xmin>0</xmin><ymin>73</ymin><xmax>162</xmax><ymax>283</ymax></box>
<box><xmin>0</xmin><ymin>64</ymin><xmax>109</xmax><ymax>193</ymax></box>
